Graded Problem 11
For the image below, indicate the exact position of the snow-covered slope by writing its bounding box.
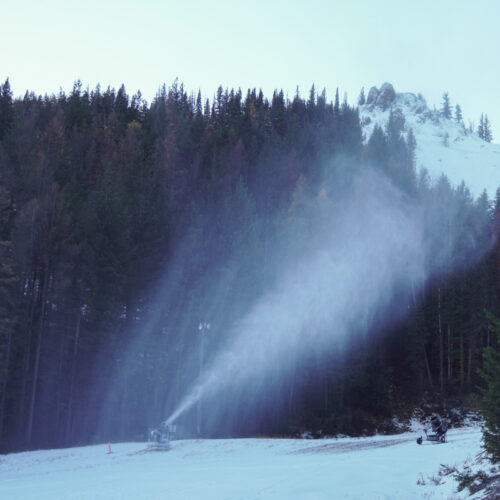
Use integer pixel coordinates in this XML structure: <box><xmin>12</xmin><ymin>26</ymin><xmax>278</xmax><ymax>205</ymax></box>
<box><xmin>359</xmin><ymin>83</ymin><xmax>500</xmax><ymax>199</ymax></box>
<box><xmin>0</xmin><ymin>427</ymin><xmax>483</xmax><ymax>499</ymax></box>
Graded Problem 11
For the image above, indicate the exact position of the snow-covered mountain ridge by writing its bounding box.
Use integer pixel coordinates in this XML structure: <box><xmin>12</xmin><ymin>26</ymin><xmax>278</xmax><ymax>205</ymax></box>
<box><xmin>359</xmin><ymin>83</ymin><xmax>500</xmax><ymax>199</ymax></box>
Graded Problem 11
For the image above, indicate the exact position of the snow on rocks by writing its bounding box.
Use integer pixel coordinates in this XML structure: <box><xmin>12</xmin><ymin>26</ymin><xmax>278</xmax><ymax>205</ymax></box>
<box><xmin>366</xmin><ymin>82</ymin><xmax>396</xmax><ymax>111</ymax></box>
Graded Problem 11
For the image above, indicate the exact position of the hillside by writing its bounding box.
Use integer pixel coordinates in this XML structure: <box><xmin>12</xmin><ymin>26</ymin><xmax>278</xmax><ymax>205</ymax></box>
<box><xmin>359</xmin><ymin>83</ymin><xmax>500</xmax><ymax>198</ymax></box>
<box><xmin>0</xmin><ymin>80</ymin><xmax>498</xmax><ymax>454</ymax></box>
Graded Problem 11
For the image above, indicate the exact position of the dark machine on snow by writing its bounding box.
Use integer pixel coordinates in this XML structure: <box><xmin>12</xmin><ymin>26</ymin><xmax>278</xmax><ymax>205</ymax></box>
<box><xmin>417</xmin><ymin>415</ymin><xmax>448</xmax><ymax>445</ymax></box>
<box><xmin>149</xmin><ymin>422</ymin><xmax>177</xmax><ymax>450</ymax></box>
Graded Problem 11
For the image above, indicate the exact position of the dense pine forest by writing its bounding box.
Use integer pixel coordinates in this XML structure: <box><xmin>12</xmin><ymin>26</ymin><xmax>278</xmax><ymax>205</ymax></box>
<box><xmin>0</xmin><ymin>78</ymin><xmax>498</xmax><ymax>453</ymax></box>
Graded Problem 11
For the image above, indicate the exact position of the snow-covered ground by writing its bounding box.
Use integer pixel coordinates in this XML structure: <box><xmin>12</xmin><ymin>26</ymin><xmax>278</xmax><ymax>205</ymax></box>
<box><xmin>359</xmin><ymin>84</ymin><xmax>500</xmax><ymax>199</ymax></box>
<box><xmin>0</xmin><ymin>426</ymin><xmax>484</xmax><ymax>499</ymax></box>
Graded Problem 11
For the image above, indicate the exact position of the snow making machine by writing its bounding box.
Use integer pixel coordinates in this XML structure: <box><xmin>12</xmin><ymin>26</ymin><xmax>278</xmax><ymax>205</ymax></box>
<box><xmin>148</xmin><ymin>422</ymin><xmax>177</xmax><ymax>450</ymax></box>
<box><xmin>416</xmin><ymin>415</ymin><xmax>448</xmax><ymax>445</ymax></box>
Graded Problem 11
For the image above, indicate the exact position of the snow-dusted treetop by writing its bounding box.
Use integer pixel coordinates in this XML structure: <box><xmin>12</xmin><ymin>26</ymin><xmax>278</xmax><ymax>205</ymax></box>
<box><xmin>359</xmin><ymin>83</ymin><xmax>500</xmax><ymax>198</ymax></box>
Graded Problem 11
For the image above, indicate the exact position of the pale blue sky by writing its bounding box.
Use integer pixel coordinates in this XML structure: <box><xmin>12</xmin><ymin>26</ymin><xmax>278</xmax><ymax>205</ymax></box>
<box><xmin>1</xmin><ymin>0</ymin><xmax>499</xmax><ymax>138</ymax></box>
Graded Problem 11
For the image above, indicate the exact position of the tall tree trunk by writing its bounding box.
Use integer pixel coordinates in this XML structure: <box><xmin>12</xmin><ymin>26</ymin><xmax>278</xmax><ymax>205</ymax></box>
<box><xmin>0</xmin><ymin>321</ymin><xmax>14</xmax><ymax>445</ymax></box>
<box><xmin>323</xmin><ymin>369</ymin><xmax>329</xmax><ymax>416</ymax></box>
<box><xmin>338</xmin><ymin>376</ymin><xmax>344</xmax><ymax>411</ymax></box>
<box><xmin>459</xmin><ymin>331</ymin><xmax>464</xmax><ymax>391</ymax></box>
<box><xmin>447</xmin><ymin>325</ymin><xmax>452</xmax><ymax>381</ymax></box>
<box><xmin>423</xmin><ymin>346</ymin><xmax>433</xmax><ymax>387</ymax></box>
<box><xmin>119</xmin><ymin>380</ymin><xmax>128</xmax><ymax>440</ymax></box>
<box><xmin>17</xmin><ymin>273</ymin><xmax>37</xmax><ymax>443</ymax></box>
<box><xmin>55</xmin><ymin>321</ymin><xmax>67</xmax><ymax>443</ymax></box>
<box><xmin>288</xmin><ymin>372</ymin><xmax>296</xmax><ymax>414</ymax></box>
<box><xmin>467</xmin><ymin>333</ymin><xmax>474</xmax><ymax>391</ymax></box>
<box><xmin>438</xmin><ymin>287</ymin><xmax>444</xmax><ymax>397</ymax></box>
<box><xmin>26</xmin><ymin>264</ymin><xmax>50</xmax><ymax>446</ymax></box>
<box><xmin>196</xmin><ymin>326</ymin><xmax>206</xmax><ymax>437</ymax></box>
<box><xmin>173</xmin><ymin>337</ymin><xmax>186</xmax><ymax>415</ymax></box>
<box><xmin>65</xmin><ymin>310</ymin><xmax>81</xmax><ymax>446</ymax></box>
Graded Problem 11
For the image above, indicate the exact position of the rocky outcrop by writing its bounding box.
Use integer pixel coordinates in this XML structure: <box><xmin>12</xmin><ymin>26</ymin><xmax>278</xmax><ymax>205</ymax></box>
<box><xmin>363</xmin><ymin>84</ymin><xmax>430</xmax><ymax>117</ymax></box>
<box><xmin>366</xmin><ymin>86</ymin><xmax>379</xmax><ymax>105</ymax></box>
<box><xmin>365</xmin><ymin>83</ymin><xmax>396</xmax><ymax>111</ymax></box>
<box><xmin>395</xmin><ymin>92</ymin><xmax>427</xmax><ymax>114</ymax></box>
<box><xmin>377</xmin><ymin>83</ymin><xmax>396</xmax><ymax>110</ymax></box>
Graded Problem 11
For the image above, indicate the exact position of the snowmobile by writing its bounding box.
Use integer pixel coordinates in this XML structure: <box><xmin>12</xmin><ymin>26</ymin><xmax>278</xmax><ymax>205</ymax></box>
<box><xmin>416</xmin><ymin>415</ymin><xmax>447</xmax><ymax>445</ymax></box>
<box><xmin>148</xmin><ymin>422</ymin><xmax>177</xmax><ymax>451</ymax></box>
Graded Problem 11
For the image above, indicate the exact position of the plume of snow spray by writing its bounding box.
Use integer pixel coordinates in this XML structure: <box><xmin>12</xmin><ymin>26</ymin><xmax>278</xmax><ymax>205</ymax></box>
<box><xmin>165</xmin><ymin>170</ymin><xmax>435</xmax><ymax>426</ymax></box>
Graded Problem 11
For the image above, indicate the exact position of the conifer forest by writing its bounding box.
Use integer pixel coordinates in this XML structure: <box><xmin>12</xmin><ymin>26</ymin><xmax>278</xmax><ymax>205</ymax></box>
<box><xmin>0</xmin><ymin>79</ymin><xmax>498</xmax><ymax>453</ymax></box>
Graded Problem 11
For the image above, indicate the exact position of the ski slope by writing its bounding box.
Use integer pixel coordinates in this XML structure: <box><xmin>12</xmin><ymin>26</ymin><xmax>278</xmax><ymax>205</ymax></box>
<box><xmin>0</xmin><ymin>427</ymin><xmax>483</xmax><ymax>499</ymax></box>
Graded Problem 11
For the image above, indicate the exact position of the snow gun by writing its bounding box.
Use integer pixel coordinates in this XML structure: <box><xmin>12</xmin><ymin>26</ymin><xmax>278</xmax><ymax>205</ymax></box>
<box><xmin>416</xmin><ymin>415</ymin><xmax>447</xmax><ymax>445</ymax></box>
<box><xmin>148</xmin><ymin>423</ymin><xmax>177</xmax><ymax>450</ymax></box>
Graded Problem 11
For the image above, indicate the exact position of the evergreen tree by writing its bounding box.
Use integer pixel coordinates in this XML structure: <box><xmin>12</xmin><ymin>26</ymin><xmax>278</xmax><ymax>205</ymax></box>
<box><xmin>441</xmin><ymin>92</ymin><xmax>452</xmax><ymax>119</ymax></box>
<box><xmin>484</xmin><ymin>114</ymin><xmax>493</xmax><ymax>143</ymax></box>
<box><xmin>270</xmin><ymin>90</ymin><xmax>286</xmax><ymax>137</ymax></box>
<box><xmin>365</xmin><ymin>124</ymin><xmax>389</xmax><ymax>168</ymax></box>
<box><xmin>316</xmin><ymin>88</ymin><xmax>327</xmax><ymax>121</ymax></box>
<box><xmin>477</xmin><ymin>312</ymin><xmax>500</xmax><ymax>462</ymax></box>
<box><xmin>455</xmin><ymin>104</ymin><xmax>463</xmax><ymax>124</ymax></box>
<box><xmin>334</xmin><ymin>88</ymin><xmax>340</xmax><ymax>118</ymax></box>
<box><xmin>0</xmin><ymin>78</ymin><xmax>14</xmax><ymax>141</ymax></box>
<box><xmin>358</xmin><ymin>87</ymin><xmax>365</xmax><ymax>106</ymax></box>
<box><xmin>307</xmin><ymin>84</ymin><xmax>316</xmax><ymax>110</ymax></box>
<box><xmin>478</xmin><ymin>114</ymin><xmax>485</xmax><ymax>139</ymax></box>
<box><xmin>203</xmin><ymin>98</ymin><xmax>210</xmax><ymax>120</ymax></box>
<box><xmin>195</xmin><ymin>90</ymin><xmax>203</xmax><ymax>116</ymax></box>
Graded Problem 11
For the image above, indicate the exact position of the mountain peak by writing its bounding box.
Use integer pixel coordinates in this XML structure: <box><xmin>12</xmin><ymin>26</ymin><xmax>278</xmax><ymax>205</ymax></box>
<box><xmin>365</xmin><ymin>83</ymin><xmax>428</xmax><ymax>114</ymax></box>
<box><xmin>366</xmin><ymin>82</ymin><xmax>396</xmax><ymax>110</ymax></box>
<box><xmin>358</xmin><ymin>84</ymin><xmax>500</xmax><ymax>198</ymax></box>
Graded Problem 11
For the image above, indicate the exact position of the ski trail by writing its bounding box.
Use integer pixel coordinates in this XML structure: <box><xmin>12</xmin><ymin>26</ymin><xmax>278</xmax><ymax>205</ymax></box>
<box><xmin>291</xmin><ymin>436</ymin><xmax>414</xmax><ymax>455</ymax></box>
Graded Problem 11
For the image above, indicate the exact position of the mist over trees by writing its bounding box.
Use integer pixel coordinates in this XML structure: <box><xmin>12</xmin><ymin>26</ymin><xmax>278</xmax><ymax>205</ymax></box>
<box><xmin>0</xmin><ymin>78</ymin><xmax>498</xmax><ymax>452</ymax></box>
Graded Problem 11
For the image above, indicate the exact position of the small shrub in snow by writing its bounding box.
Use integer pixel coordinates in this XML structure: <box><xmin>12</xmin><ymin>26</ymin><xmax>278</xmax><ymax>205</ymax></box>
<box><xmin>428</xmin><ymin>475</ymin><xmax>443</xmax><ymax>485</ymax></box>
<box><xmin>439</xmin><ymin>464</ymin><xmax>457</xmax><ymax>476</ymax></box>
<box><xmin>416</xmin><ymin>473</ymin><xmax>426</xmax><ymax>486</ymax></box>
<box><xmin>454</xmin><ymin>466</ymin><xmax>488</xmax><ymax>493</ymax></box>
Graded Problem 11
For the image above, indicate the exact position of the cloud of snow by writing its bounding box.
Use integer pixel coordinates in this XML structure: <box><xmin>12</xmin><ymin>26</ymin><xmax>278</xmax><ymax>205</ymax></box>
<box><xmin>98</xmin><ymin>163</ymin><xmax>493</xmax><ymax>438</ymax></box>
<box><xmin>165</xmin><ymin>169</ymin><xmax>435</xmax><ymax>428</ymax></box>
